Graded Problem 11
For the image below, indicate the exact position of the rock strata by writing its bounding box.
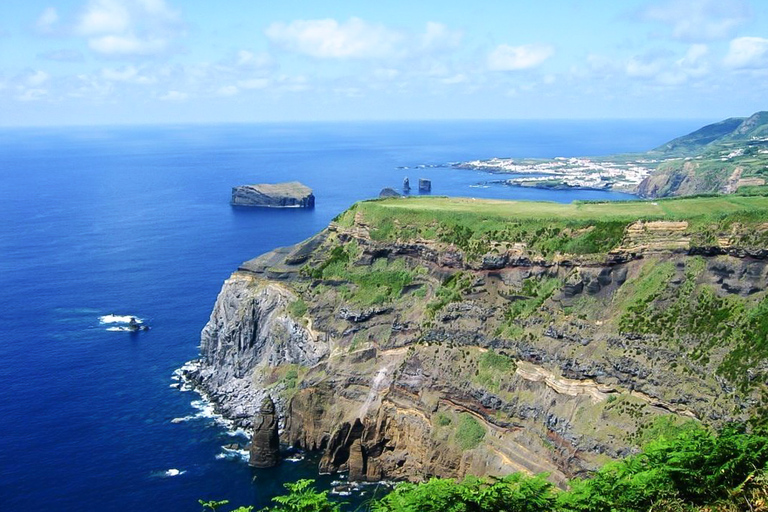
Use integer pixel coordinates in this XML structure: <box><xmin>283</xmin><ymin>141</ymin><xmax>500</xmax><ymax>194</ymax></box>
<box><xmin>249</xmin><ymin>396</ymin><xmax>280</xmax><ymax>468</ymax></box>
<box><xmin>231</xmin><ymin>181</ymin><xmax>314</xmax><ymax>208</ymax></box>
<box><xmin>185</xmin><ymin>198</ymin><xmax>768</xmax><ymax>487</ymax></box>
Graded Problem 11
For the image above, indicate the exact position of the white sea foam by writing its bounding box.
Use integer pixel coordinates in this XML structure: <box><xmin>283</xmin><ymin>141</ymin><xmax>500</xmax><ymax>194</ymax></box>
<box><xmin>219</xmin><ymin>445</ymin><xmax>249</xmax><ymax>462</ymax></box>
<box><xmin>106</xmin><ymin>326</ymin><xmax>134</xmax><ymax>332</ymax></box>
<box><xmin>164</xmin><ymin>468</ymin><xmax>185</xmax><ymax>477</ymax></box>
<box><xmin>99</xmin><ymin>314</ymin><xmax>142</xmax><ymax>324</ymax></box>
<box><xmin>170</xmin><ymin>415</ymin><xmax>196</xmax><ymax>423</ymax></box>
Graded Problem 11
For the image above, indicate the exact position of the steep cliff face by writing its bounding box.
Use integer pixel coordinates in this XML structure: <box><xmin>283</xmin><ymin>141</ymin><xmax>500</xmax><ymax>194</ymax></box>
<box><xmin>186</xmin><ymin>197</ymin><xmax>768</xmax><ymax>486</ymax></box>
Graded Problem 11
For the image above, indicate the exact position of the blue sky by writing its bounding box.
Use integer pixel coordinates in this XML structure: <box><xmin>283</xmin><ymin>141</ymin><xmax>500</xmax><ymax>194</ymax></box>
<box><xmin>0</xmin><ymin>0</ymin><xmax>766</xmax><ymax>125</ymax></box>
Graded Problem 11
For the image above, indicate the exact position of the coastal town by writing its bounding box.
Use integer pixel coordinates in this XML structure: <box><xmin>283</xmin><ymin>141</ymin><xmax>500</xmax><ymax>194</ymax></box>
<box><xmin>454</xmin><ymin>156</ymin><xmax>660</xmax><ymax>191</ymax></box>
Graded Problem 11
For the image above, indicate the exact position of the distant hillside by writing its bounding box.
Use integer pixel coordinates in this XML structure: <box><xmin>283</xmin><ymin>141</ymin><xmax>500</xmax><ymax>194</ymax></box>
<box><xmin>653</xmin><ymin>111</ymin><xmax>768</xmax><ymax>156</ymax></box>
<box><xmin>638</xmin><ymin>111</ymin><xmax>768</xmax><ymax>198</ymax></box>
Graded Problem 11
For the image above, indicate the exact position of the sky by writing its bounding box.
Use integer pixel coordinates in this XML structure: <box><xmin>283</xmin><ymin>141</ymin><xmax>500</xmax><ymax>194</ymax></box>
<box><xmin>0</xmin><ymin>0</ymin><xmax>767</xmax><ymax>125</ymax></box>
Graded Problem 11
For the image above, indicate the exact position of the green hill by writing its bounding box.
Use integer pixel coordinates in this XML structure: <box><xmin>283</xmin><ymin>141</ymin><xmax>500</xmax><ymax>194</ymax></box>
<box><xmin>653</xmin><ymin>111</ymin><xmax>768</xmax><ymax>156</ymax></box>
<box><xmin>638</xmin><ymin>111</ymin><xmax>768</xmax><ymax>198</ymax></box>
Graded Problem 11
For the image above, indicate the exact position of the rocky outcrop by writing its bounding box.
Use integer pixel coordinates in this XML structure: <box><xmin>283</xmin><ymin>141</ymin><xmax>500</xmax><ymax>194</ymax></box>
<box><xmin>379</xmin><ymin>188</ymin><xmax>401</xmax><ymax>198</ymax></box>
<box><xmin>249</xmin><ymin>396</ymin><xmax>280</xmax><ymax>468</ymax></box>
<box><xmin>231</xmin><ymin>181</ymin><xmax>315</xmax><ymax>208</ymax></box>
<box><xmin>419</xmin><ymin>179</ymin><xmax>431</xmax><ymax>193</ymax></box>
<box><xmin>185</xmin><ymin>199</ymin><xmax>768</xmax><ymax>487</ymax></box>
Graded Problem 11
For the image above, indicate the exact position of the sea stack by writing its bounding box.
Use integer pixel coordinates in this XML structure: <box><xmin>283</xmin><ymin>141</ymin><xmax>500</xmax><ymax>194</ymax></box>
<box><xmin>248</xmin><ymin>396</ymin><xmax>280</xmax><ymax>468</ymax></box>
<box><xmin>231</xmin><ymin>181</ymin><xmax>315</xmax><ymax>208</ymax></box>
<box><xmin>418</xmin><ymin>178</ymin><xmax>431</xmax><ymax>193</ymax></box>
<box><xmin>403</xmin><ymin>177</ymin><xmax>411</xmax><ymax>193</ymax></box>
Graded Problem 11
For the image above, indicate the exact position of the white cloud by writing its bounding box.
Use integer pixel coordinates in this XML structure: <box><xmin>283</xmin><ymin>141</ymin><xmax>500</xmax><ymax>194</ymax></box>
<box><xmin>75</xmin><ymin>0</ymin><xmax>182</xmax><ymax>57</ymax></box>
<box><xmin>38</xmin><ymin>49</ymin><xmax>85</xmax><ymax>62</ymax></box>
<box><xmin>216</xmin><ymin>85</ymin><xmax>239</xmax><ymax>97</ymax></box>
<box><xmin>677</xmin><ymin>44</ymin><xmax>709</xmax><ymax>76</ymax></box>
<box><xmin>236</xmin><ymin>50</ymin><xmax>272</xmax><ymax>68</ymax></box>
<box><xmin>76</xmin><ymin>0</ymin><xmax>130</xmax><ymax>35</ymax></box>
<box><xmin>237</xmin><ymin>78</ymin><xmax>269</xmax><ymax>90</ymax></box>
<box><xmin>441</xmin><ymin>73</ymin><xmax>467</xmax><ymax>85</ymax></box>
<box><xmin>625</xmin><ymin>56</ymin><xmax>663</xmax><ymax>78</ymax></box>
<box><xmin>266</xmin><ymin>17</ymin><xmax>403</xmax><ymax>59</ymax></box>
<box><xmin>36</xmin><ymin>7</ymin><xmax>59</xmax><ymax>34</ymax></box>
<box><xmin>373</xmin><ymin>68</ymin><xmax>400</xmax><ymax>80</ymax></box>
<box><xmin>16</xmin><ymin>88</ymin><xmax>48</xmax><ymax>102</ymax></box>
<box><xmin>640</xmin><ymin>0</ymin><xmax>750</xmax><ymax>42</ymax></box>
<box><xmin>158</xmin><ymin>90</ymin><xmax>187</xmax><ymax>101</ymax></box>
<box><xmin>420</xmin><ymin>22</ymin><xmax>462</xmax><ymax>52</ymax></box>
<box><xmin>27</xmin><ymin>70</ymin><xmax>50</xmax><ymax>86</ymax></box>
<box><xmin>101</xmin><ymin>65</ymin><xmax>155</xmax><ymax>83</ymax></box>
<box><xmin>487</xmin><ymin>44</ymin><xmax>554</xmax><ymax>71</ymax></box>
<box><xmin>88</xmin><ymin>34</ymin><xmax>167</xmax><ymax>56</ymax></box>
<box><xmin>265</xmin><ymin>18</ymin><xmax>461</xmax><ymax>61</ymax></box>
<box><xmin>724</xmin><ymin>36</ymin><xmax>768</xmax><ymax>69</ymax></box>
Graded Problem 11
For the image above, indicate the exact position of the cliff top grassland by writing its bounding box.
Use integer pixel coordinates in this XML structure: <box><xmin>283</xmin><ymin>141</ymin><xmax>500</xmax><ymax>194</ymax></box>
<box><xmin>333</xmin><ymin>194</ymin><xmax>768</xmax><ymax>259</ymax></box>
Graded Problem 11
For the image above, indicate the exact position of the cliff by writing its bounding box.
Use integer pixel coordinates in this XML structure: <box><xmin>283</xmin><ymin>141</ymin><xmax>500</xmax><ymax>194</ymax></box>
<box><xmin>231</xmin><ymin>182</ymin><xmax>315</xmax><ymax>208</ymax></box>
<box><xmin>185</xmin><ymin>196</ymin><xmax>768</xmax><ymax>486</ymax></box>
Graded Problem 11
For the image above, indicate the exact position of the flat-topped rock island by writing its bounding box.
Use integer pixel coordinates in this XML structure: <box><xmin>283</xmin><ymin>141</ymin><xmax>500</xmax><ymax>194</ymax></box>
<box><xmin>231</xmin><ymin>181</ymin><xmax>315</xmax><ymax>208</ymax></box>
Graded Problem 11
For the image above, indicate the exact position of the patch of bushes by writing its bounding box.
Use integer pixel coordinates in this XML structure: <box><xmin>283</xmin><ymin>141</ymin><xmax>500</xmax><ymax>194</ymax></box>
<box><xmin>454</xmin><ymin>413</ymin><xmax>486</xmax><ymax>450</ymax></box>
<box><xmin>207</xmin><ymin>424</ymin><xmax>768</xmax><ymax>512</ymax></box>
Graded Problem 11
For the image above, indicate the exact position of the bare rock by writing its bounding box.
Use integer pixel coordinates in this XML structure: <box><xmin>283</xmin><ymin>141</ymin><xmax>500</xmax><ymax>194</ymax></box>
<box><xmin>249</xmin><ymin>396</ymin><xmax>280</xmax><ymax>468</ymax></box>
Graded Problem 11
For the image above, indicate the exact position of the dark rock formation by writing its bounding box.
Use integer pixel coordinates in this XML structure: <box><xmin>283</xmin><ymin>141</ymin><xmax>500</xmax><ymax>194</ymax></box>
<box><xmin>231</xmin><ymin>181</ymin><xmax>314</xmax><ymax>208</ymax></box>
<box><xmin>403</xmin><ymin>177</ymin><xmax>411</xmax><ymax>193</ymax></box>
<box><xmin>379</xmin><ymin>187</ymin><xmax>401</xmax><ymax>198</ymax></box>
<box><xmin>249</xmin><ymin>396</ymin><xmax>280</xmax><ymax>468</ymax></box>
<box><xmin>418</xmin><ymin>178</ymin><xmax>431</xmax><ymax>193</ymax></box>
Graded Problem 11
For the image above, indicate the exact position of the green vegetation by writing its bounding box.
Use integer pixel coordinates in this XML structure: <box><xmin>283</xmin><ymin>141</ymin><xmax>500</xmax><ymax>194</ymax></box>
<box><xmin>617</xmin><ymin>256</ymin><xmax>768</xmax><ymax>391</ymax></box>
<box><xmin>209</xmin><ymin>425</ymin><xmax>768</xmax><ymax>511</ymax></box>
<box><xmin>264</xmin><ymin>364</ymin><xmax>305</xmax><ymax>400</ymax></box>
<box><xmin>454</xmin><ymin>414</ymin><xmax>486</xmax><ymax>450</ymax></box>
<box><xmin>288</xmin><ymin>298</ymin><xmax>308</xmax><ymax>319</ymax></box>
<box><xmin>475</xmin><ymin>350</ymin><xmax>515</xmax><ymax>391</ymax></box>
<box><xmin>334</xmin><ymin>195</ymin><xmax>768</xmax><ymax>260</ymax></box>
<box><xmin>308</xmin><ymin>245</ymin><xmax>418</xmax><ymax>306</ymax></box>
<box><xmin>495</xmin><ymin>276</ymin><xmax>561</xmax><ymax>338</ymax></box>
<box><xmin>426</xmin><ymin>272</ymin><xmax>473</xmax><ymax>317</ymax></box>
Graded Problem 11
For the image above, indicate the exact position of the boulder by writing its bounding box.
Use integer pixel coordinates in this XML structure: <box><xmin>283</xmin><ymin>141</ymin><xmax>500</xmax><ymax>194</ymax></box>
<box><xmin>249</xmin><ymin>396</ymin><xmax>280</xmax><ymax>468</ymax></box>
<box><xmin>419</xmin><ymin>178</ymin><xmax>431</xmax><ymax>193</ymax></box>
<box><xmin>403</xmin><ymin>177</ymin><xmax>411</xmax><ymax>192</ymax></box>
<box><xmin>231</xmin><ymin>181</ymin><xmax>314</xmax><ymax>208</ymax></box>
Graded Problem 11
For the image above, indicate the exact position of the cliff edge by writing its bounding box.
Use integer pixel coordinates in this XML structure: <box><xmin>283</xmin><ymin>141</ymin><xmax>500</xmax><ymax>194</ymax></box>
<box><xmin>185</xmin><ymin>195</ymin><xmax>768</xmax><ymax>486</ymax></box>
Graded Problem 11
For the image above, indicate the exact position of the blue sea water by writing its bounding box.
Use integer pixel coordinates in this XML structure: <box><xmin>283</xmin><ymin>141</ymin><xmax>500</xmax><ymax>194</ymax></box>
<box><xmin>0</xmin><ymin>120</ymin><xmax>705</xmax><ymax>511</ymax></box>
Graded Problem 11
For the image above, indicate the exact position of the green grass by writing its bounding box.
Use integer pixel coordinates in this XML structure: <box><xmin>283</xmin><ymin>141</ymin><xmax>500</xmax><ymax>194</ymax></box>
<box><xmin>495</xmin><ymin>275</ymin><xmax>561</xmax><ymax>338</ymax></box>
<box><xmin>426</xmin><ymin>271</ymin><xmax>473</xmax><ymax>317</ymax></box>
<box><xmin>310</xmin><ymin>246</ymin><xmax>417</xmax><ymax>306</ymax></box>
<box><xmin>347</xmin><ymin>195</ymin><xmax>768</xmax><ymax>223</ymax></box>
<box><xmin>474</xmin><ymin>350</ymin><xmax>515</xmax><ymax>392</ymax></box>
<box><xmin>287</xmin><ymin>298</ymin><xmax>308</xmax><ymax>319</ymax></box>
<box><xmin>454</xmin><ymin>413</ymin><xmax>486</xmax><ymax>450</ymax></box>
<box><xmin>334</xmin><ymin>196</ymin><xmax>768</xmax><ymax>260</ymax></box>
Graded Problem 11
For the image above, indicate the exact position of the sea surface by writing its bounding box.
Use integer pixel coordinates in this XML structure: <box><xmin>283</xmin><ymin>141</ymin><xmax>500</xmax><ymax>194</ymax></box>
<box><xmin>0</xmin><ymin>120</ymin><xmax>705</xmax><ymax>511</ymax></box>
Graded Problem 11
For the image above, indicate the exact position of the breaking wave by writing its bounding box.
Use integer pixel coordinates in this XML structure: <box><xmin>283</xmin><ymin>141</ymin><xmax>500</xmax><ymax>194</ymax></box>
<box><xmin>99</xmin><ymin>314</ymin><xmax>143</xmax><ymax>324</ymax></box>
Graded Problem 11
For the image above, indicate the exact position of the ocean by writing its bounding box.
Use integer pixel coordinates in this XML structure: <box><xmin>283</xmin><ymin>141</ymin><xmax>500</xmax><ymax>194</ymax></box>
<box><xmin>0</xmin><ymin>120</ymin><xmax>704</xmax><ymax>511</ymax></box>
